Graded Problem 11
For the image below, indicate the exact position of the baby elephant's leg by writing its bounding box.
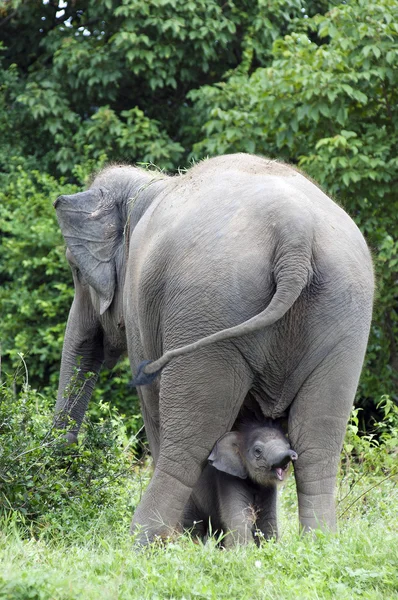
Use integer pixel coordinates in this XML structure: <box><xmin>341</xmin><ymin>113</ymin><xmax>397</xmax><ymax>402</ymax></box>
<box><xmin>217</xmin><ymin>477</ymin><xmax>256</xmax><ymax>548</ymax></box>
<box><xmin>253</xmin><ymin>486</ymin><xmax>279</xmax><ymax>543</ymax></box>
<box><xmin>183</xmin><ymin>466</ymin><xmax>217</xmax><ymax>542</ymax></box>
<box><xmin>183</xmin><ymin>509</ymin><xmax>207</xmax><ymax>541</ymax></box>
<box><xmin>182</xmin><ymin>496</ymin><xmax>207</xmax><ymax>541</ymax></box>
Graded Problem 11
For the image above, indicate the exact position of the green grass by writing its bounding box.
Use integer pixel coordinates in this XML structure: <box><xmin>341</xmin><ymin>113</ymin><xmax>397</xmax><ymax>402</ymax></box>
<box><xmin>0</xmin><ymin>386</ymin><xmax>396</xmax><ymax>599</ymax></box>
<box><xmin>0</xmin><ymin>466</ymin><xmax>397</xmax><ymax>600</ymax></box>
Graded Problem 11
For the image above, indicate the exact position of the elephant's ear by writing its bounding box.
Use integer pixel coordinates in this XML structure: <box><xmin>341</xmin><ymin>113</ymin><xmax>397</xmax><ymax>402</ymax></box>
<box><xmin>54</xmin><ymin>189</ymin><xmax>123</xmax><ymax>315</ymax></box>
<box><xmin>208</xmin><ymin>432</ymin><xmax>247</xmax><ymax>479</ymax></box>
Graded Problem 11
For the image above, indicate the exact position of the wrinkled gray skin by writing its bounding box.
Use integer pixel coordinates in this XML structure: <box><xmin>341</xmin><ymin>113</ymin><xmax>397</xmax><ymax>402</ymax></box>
<box><xmin>54</xmin><ymin>153</ymin><xmax>374</xmax><ymax>545</ymax></box>
<box><xmin>184</xmin><ymin>419</ymin><xmax>297</xmax><ymax>547</ymax></box>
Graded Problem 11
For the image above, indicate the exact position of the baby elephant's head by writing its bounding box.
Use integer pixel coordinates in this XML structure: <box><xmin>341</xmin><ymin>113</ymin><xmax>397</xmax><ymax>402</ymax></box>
<box><xmin>208</xmin><ymin>421</ymin><xmax>297</xmax><ymax>487</ymax></box>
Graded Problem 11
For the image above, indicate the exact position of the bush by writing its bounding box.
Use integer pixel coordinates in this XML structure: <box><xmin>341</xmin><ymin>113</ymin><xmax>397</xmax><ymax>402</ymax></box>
<box><xmin>342</xmin><ymin>396</ymin><xmax>398</xmax><ymax>475</ymax></box>
<box><xmin>0</xmin><ymin>163</ymin><xmax>77</xmax><ymax>387</ymax></box>
<box><xmin>0</xmin><ymin>363</ymin><xmax>144</xmax><ymax>536</ymax></box>
<box><xmin>337</xmin><ymin>396</ymin><xmax>398</xmax><ymax>521</ymax></box>
<box><xmin>0</xmin><ymin>163</ymin><xmax>141</xmax><ymax>429</ymax></box>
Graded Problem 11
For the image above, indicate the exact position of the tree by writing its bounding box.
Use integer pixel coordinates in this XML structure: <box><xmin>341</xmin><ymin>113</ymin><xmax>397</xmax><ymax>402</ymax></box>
<box><xmin>0</xmin><ymin>0</ymin><xmax>310</xmax><ymax>177</ymax></box>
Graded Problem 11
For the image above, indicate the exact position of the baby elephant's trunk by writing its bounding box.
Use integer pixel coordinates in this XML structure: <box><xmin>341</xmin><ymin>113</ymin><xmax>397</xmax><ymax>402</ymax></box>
<box><xmin>271</xmin><ymin>449</ymin><xmax>298</xmax><ymax>482</ymax></box>
<box><xmin>272</xmin><ymin>449</ymin><xmax>298</xmax><ymax>469</ymax></box>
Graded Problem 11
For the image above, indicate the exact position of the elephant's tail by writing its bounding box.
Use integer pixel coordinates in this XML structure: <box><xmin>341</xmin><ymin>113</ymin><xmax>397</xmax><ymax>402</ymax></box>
<box><xmin>132</xmin><ymin>250</ymin><xmax>313</xmax><ymax>386</ymax></box>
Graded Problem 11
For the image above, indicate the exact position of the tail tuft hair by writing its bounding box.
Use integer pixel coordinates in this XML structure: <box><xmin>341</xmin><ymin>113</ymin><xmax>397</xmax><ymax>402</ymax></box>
<box><xmin>132</xmin><ymin>360</ymin><xmax>163</xmax><ymax>387</ymax></box>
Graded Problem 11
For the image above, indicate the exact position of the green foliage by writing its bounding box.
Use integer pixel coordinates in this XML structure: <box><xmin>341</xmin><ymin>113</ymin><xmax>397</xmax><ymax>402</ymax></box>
<box><xmin>0</xmin><ymin>368</ymin><xmax>141</xmax><ymax>535</ymax></box>
<box><xmin>336</xmin><ymin>399</ymin><xmax>398</xmax><ymax>534</ymax></box>
<box><xmin>0</xmin><ymin>165</ymin><xmax>77</xmax><ymax>384</ymax></box>
<box><xmin>0</xmin><ymin>0</ymin><xmax>312</xmax><ymax>177</ymax></box>
<box><xmin>91</xmin><ymin>357</ymin><xmax>142</xmax><ymax>432</ymax></box>
<box><xmin>342</xmin><ymin>396</ymin><xmax>398</xmax><ymax>471</ymax></box>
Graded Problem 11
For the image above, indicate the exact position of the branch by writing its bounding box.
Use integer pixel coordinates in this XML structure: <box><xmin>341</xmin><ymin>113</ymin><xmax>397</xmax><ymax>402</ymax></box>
<box><xmin>338</xmin><ymin>469</ymin><xmax>398</xmax><ymax>518</ymax></box>
<box><xmin>0</xmin><ymin>9</ymin><xmax>17</xmax><ymax>28</ymax></box>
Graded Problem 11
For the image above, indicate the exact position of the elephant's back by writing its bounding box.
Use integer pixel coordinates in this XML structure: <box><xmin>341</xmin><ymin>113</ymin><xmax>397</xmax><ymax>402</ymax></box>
<box><xmin>129</xmin><ymin>155</ymin><xmax>373</xmax><ymax>310</ymax></box>
<box><xmin>135</xmin><ymin>154</ymin><xmax>361</xmax><ymax>244</ymax></box>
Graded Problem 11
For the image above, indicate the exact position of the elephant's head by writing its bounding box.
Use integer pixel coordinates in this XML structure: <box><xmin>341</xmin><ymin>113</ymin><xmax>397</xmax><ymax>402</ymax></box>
<box><xmin>208</xmin><ymin>421</ymin><xmax>297</xmax><ymax>486</ymax></box>
<box><xmin>54</xmin><ymin>166</ymin><xmax>160</xmax><ymax>316</ymax></box>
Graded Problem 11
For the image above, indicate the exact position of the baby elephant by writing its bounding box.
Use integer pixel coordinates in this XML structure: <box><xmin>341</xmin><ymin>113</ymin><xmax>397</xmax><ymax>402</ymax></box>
<box><xmin>183</xmin><ymin>420</ymin><xmax>297</xmax><ymax>547</ymax></box>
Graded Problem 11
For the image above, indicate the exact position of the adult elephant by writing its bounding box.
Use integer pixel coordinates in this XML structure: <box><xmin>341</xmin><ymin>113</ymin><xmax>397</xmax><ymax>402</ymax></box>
<box><xmin>54</xmin><ymin>154</ymin><xmax>374</xmax><ymax>544</ymax></box>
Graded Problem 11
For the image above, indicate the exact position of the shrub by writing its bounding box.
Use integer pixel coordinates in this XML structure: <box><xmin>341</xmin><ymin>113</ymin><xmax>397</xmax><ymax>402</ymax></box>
<box><xmin>0</xmin><ymin>163</ymin><xmax>77</xmax><ymax>387</ymax></box>
<box><xmin>338</xmin><ymin>397</ymin><xmax>398</xmax><ymax>521</ymax></box>
<box><xmin>0</xmin><ymin>362</ymin><xmax>144</xmax><ymax>536</ymax></box>
<box><xmin>343</xmin><ymin>396</ymin><xmax>398</xmax><ymax>474</ymax></box>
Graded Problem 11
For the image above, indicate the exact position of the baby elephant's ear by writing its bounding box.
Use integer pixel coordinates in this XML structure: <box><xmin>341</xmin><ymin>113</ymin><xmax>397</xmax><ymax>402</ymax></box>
<box><xmin>208</xmin><ymin>432</ymin><xmax>247</xmax><ymax>479</ymax></box>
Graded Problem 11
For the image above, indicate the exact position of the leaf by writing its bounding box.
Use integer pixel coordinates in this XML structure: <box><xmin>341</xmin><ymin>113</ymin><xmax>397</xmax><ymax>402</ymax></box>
<box><xmin>341</xmin><ymin>130</ymin><xmax>357</xmax><ymax>139</ymax></box>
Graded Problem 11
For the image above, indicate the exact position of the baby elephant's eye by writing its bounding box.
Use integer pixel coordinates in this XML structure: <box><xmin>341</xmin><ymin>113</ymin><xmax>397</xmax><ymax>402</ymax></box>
<box><xmin>253</xmin><ymin>446</ymin><xmax>262</xmax><ymax>458</ymax></box>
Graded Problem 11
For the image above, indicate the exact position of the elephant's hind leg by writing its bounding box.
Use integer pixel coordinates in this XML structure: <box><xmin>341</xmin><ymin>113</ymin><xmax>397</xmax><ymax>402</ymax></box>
<box><xmin>288</xmin><ymin>334</ymin><xmax>370</xmax><ymax>533</ymax></box>
<box><xmin>130</xmin><ymin>348</ymin><xmax>252</xmax><ymax>545</ymax></box>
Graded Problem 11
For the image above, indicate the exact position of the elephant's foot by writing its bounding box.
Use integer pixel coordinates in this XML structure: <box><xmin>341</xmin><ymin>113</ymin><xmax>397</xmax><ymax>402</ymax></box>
<box><xmin>253</xmin><ymin>521</ymin><xmax>278</xmax><ymax>545</ymax></box>
<box><xmin>220</xmin><ymin>527</ymin><xmax>255</xmax><ymax>549</ymax></box>
<box><xmin>298</xmin><ymin>490</ymin><xmax>337</xmax><ymax>534</ymax></box>
<box><xmin>65</xmin><ymin>431</ymin><xmax>78</xmax><ymax>445</ymax></box>
<box><xmin>130</xmin><ymin>520</ymin><xmax>182</xmax><ymax>547</ymax></box>
<box><xmin>295</xmin><ymin>473</ymin><xmax>337</xmax><ymax>533</ymax></box>
<box><xmin>130</xmin><ymin>468</ymin><xmax>192</xmax><ymax>546</ymax></box>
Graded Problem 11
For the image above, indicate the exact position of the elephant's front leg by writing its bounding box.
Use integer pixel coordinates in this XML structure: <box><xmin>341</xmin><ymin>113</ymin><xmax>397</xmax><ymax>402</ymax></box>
<box><xmin>130</xmin><ymin>350</ymin><xmax>252</xmax><ymax>545</ymax></box>
<box><xmin>288</xmin><ymin>337</ymin><xmax>369</xmax><ymax>533</ymax></box>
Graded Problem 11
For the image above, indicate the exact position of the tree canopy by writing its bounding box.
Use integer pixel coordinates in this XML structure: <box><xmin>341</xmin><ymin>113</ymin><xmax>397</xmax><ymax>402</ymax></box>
<box><xmin>0</xmin><ymin>0</ymin><xmax>397</xmax><ymax>424</ymax></box>
<box><xmin>1</xmin><ymin>0</ymin><xmax>324</xmax><ymax>174</ymax></box>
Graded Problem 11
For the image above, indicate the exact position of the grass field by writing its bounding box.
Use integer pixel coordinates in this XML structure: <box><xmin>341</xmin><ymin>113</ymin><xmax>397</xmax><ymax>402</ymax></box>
<box><xmin>0</xmin><ymin>384</ymin><xmax>397</xmax><ymax>599</ymax></box>
<box><xmin>0</xmin><ymin>461</ymin><xmax>397</xmax><ymax>600</ymax></box>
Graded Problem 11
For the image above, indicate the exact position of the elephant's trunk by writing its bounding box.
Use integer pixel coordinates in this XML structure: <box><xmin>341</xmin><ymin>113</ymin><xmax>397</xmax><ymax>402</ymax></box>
<box><xmin>55</xmin><ymin>353</ymin><xmax>102</xmax><ymax>443</ymax></box>
<box><xmin>55</xmin><ymin>298</ymin><xmax>104</xmax><ymax>442</ymax></box>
